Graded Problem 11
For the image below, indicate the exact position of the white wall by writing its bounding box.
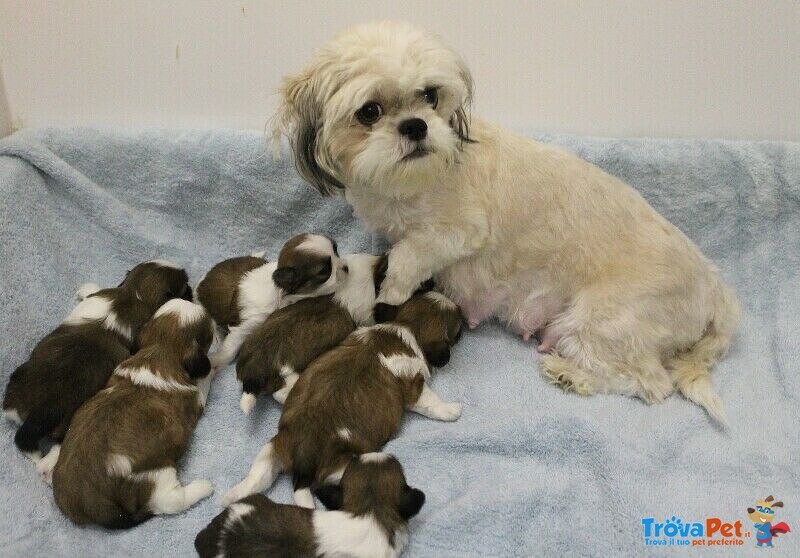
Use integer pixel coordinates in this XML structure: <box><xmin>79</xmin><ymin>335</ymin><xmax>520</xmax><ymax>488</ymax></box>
<box><xmin>0</xmin><ymin>0</ymin><xmax>798</xmax><ymax>140</ymax></box>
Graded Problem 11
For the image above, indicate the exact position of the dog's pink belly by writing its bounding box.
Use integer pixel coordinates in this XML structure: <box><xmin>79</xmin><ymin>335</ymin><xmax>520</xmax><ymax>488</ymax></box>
<box><xmin>458</xmin><ymin>289</ymin><xmax>507</xmax><ymax>329</ymax></box>
<box><xmin>507</xmin><ymin>295</ymin><xmax>562</xmax><ymax>351</ymax></box>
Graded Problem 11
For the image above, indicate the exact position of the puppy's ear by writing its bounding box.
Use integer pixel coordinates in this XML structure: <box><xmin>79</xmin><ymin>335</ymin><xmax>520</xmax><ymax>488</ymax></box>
<box><xmin>772</xmin><ymin>501</ymin><xmax>784</xmax><ymax>508</ymax></box>
<box><xmin>747</xmin><ymin>507</ymin><xmax>755</xmax><ymax>513</ymax></box>
<box><xmin>272</xmin><ymin>267</ymin><xmax>299</xmax><ymax>293</ymax></box>
<box><xmin>180</xmin><ymin>284</ymin><xmax>194</xmax><ymax>302</ymax></box>
<box><xmin>398</xmin><ymin>486</ymin><xmax>426</xmax><ymax>520</ymax></box>
<box><xmin>275</xmin><ymin>69</ymin><xmax>344</xmax><ymax>196</ymax></box>
<box><xmin>425</xmin><ymin>341</ymin><xmax>451</xmax><ymax>368</ymax></box>
<box><xmin>313</xmin><ymin>484</ymin><xmax>343</xmax><ymax>510</ymax></box>
<box><xmin>183</xmin><ymin>345</ymin><xmax>211</xmax><ymax>379</ymax></box>
<box><xmin>374</xmin><ymin>303</ymin><xmax>399</xmax><ymax>324</ymax></box>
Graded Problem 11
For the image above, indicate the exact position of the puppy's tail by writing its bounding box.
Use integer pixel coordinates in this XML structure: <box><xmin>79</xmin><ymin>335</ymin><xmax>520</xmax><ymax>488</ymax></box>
<box><xmin>669</xmin><ymin>282</ymin><xmax>741</xmax><ymax>426</ymax></box>
<box><xmin>14</xmin><ymin>406</ymin><xmax>62</xmax><ymax>453</ymax></box>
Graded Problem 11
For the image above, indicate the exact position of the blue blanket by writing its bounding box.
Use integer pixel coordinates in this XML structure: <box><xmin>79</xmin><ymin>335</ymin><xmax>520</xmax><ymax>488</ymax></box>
<box><xmin>1</xmin><ymin>127</ymin><xmax>798</xmax><ymax>557</ymax></box>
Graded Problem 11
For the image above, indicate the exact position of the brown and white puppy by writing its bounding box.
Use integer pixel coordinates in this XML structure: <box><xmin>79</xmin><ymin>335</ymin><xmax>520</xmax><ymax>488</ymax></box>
<box><xmin>236</xmin><ymin>252</ymin><xmax>380</xmax><ymax>414</ymax></box>
<box><xmin>198</xmin><ymin>453</ymin><xmax>424</xmax><ymax>558</ymax></box>
<box><xmin>222</xmin><ymin>291</ymin><xmax>463</xmax><ymax>508</ymax></box>
<box><xmin>2</xmin><ymin>260</ymin><xmax>191</xmax><ymax>479</ymax></box>
<box><xmin>196</xmin><ymin>233</ymin><xmax>344</xmax><ymax>369</ymax></box>
<box><xmin>52</xmin><ymin>299</ymin><xmax>215</xmax><ymax>529</ymax></box>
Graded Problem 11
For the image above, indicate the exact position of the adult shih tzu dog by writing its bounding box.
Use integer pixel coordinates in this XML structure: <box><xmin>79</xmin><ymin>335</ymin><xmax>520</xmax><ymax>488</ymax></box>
<box><xmin>272</xmin><ymin>21</ymin><xmax>740</xmax><ymax>423</ymax></box>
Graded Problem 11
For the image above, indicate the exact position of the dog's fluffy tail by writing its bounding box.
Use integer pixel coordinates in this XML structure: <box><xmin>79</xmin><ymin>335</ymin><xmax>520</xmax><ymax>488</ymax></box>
<box><xmin>669</xmin><ymin>282</ymin><xmax>741</xmax><ymax>426</ymax></box>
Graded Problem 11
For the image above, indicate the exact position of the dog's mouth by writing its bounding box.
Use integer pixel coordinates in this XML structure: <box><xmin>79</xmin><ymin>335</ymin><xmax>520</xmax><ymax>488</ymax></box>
<box><xmin>402</xmin><ymin>147</ymin><xmax>431</xmax><ymax>161</ymax></box>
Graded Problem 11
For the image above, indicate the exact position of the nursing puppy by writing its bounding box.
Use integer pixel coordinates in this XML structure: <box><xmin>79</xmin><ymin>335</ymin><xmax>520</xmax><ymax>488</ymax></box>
<box><xmin>222</xmin><ymin>290</ymin><xmax>463</xmax><ymax>508</ymax></box>
<box><xmin>273</xmin><ymin>21</ymin><xmax>741</xmax><ymax>423</ymax></box>
<box><xmin>237</xmin><ymin>253</ymin><xmax>380</xmax><ymax>414</ymax></box>
<box><xmin>196</xmin><ymin>233</ymin><xmax>344</xmax><ymax>369</ymax></box>
<box><xmin>197</xmin><ymin>453</ymin><xmax>424</xmax><ymax>558</ymax></box>
<box><xmin>52</xmin><ymin>299</ymin><xmax>215</xmax><ymax>529</ymax></box>
<box><xmin>3</xmin><ymin>260</ymin><xmax>191</xmax><ymax>477</ymax></box>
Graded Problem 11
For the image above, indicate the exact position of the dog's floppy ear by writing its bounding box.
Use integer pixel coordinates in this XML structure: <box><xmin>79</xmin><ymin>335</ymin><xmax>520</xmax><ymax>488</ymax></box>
<box><xmin>313</xmin><ymin>484</ymin><xmax>343</xmax><ymax>510</ymax></box>
<box><xmin>274</xmin><ymin>69</ymin><xmax>344</xmax><ymax>196</ymax></box>
<box><xmin>449</xmin><ymin>58</ymin><xmax>475</xmax><ymax>144</ymax></box>
<box><xmin>272</xmin><ymin>266</ymin><xmax>299</xmax><ymax>293</ymax></box>
<box><xmin>183</xmin><ymin>344</ymin><xmax>211</xmax><ymax>379</ymax></box>
<box><xmin>747</xmin><ymin>507</ymin><xmax>755</xmax><ymax>513</ymax></box>
<box><xmin>772</xmin><ymin>501</ymin><xmax>784</xmax><ymax>508</ymax></box>
<box><xmin>425</xmin><ymin>341</ymin><xmax>451</xmax><ymax>368</ymax></box>
<box><xmin>398</xmin><ymin>486</ymin><xmax>426</xmax><ymax>520</ymax></box>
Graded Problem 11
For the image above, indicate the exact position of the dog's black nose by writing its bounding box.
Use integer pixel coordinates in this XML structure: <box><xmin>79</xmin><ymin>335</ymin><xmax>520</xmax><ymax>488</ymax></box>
<box><xmin>398</xmin><ymin>118</ymin><xmax>427</xmax><ymax>141</ymax></box>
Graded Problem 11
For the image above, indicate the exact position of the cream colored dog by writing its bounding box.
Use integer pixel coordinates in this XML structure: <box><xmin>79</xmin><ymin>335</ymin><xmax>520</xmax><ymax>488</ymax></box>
<box><xmin>272</xmin><ymin>21</ymin><xmax>740</xmax><ymax>423</ymax></box>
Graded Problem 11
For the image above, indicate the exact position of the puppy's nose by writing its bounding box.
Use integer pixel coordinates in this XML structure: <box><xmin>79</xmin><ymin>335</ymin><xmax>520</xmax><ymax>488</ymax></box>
<box><xmin>398</xmin><ymin>118</ymin><xmax>427</xmax><ymax>141</ymax></box>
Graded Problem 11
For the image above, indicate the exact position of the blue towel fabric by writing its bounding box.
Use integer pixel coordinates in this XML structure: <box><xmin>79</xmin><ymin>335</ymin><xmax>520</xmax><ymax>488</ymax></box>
<box><xmin>0</xmin><ymin>127</ymin><xmax>798</xmax><ymax>557</ymax></box>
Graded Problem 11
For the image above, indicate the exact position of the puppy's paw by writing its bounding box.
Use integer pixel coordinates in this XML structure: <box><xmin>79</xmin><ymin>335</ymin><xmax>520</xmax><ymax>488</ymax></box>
<box><xmin>240</xmin><ymin>393</ymin><xmax>256</xmax><ymax>415</ymax></box>
<box><xmin>438</xmin><ymin>401</ymin><xmax>463</xmax><ymax>422</ymax></box>
<box><xmin>374</xmin><ymin>303</ymin><xmax>399</xmax><ymax>323</ymax></box>
<box><xmin>222</xmin><ymin>483</ymin><xmax>250</xmax><ymax>507</ymax></box>
<box><xmin>186</xmin><ymin>479</ymin><xmax>215</xmax><ymax>505</ymax></box>
<box><xmin>35</xmin><ymin>445</ymin><xmax>60</xmax><ymax>485</ymax></box>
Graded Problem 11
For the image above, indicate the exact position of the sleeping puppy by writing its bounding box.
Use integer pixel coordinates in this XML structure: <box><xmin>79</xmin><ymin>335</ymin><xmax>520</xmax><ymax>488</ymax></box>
<box><xmin>2</xmin><ymin>260</ymin><xmax>191</xmax><ymax>478</ymax></box>
<box><xmin>222</xmin><ymin>290</ymin><xmax>463</xmax><ymax>508</ymax></box>
<box><xmin>197</xmin><ymin>453</ymin><xmax>424</xmax><ymax>558</ymax></box>
<box><xmin>236</xmin><ymin>253</ymin><xmax>380</xmax><ymax>414</ymax></box>
<box><xmin>196</xmin><ymin>233</ymin><xmax>344</xmax><ymax>369</ymax></box>
<box><xmin>52</xmin><ymin>299</ymin><xmax>215</xmax><ymax>529</ymax></box>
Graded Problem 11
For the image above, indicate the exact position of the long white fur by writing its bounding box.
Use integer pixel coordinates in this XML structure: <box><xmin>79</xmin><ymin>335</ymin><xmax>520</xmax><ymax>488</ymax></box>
<box><xmin>64</xmin><ymin>295</ymin><xmax>133</xmax><ymax>342</ymax></box>
<box><xmin>277</xmin><ymin>21</ymin><xmax>740</xmax><ymax>423</ymax></box>
<box><xmin>154</xmin><ymin>298</ymin><xmax>207</xmax><ymax>325</ymax></box>
<box><xmin>113</xmin><ymin>366</ymin><xmax>198</xmax><ymax>392</ymax></box>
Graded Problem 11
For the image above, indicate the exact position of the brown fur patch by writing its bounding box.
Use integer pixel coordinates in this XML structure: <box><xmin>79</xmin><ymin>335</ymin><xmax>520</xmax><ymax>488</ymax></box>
<box><xmin>195</xmin><ymin>494</ymin><xmax>316</xmax><ymax>558</ymax></box>
<box><xmin>236</xmin><ymin>294</ymin><xmax>356</xmax><ymax>397</ymax></box>
<box><xmin>196</xmin><ymin>256</ymin><xmax>266</xmax><ymax>328</ymax></box>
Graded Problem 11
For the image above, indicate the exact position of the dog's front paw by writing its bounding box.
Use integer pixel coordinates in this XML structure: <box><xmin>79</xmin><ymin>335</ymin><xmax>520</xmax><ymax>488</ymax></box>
<box><xmin>438</xmin><ymin>401</ymin><xmax>463</xmax><ymax>422</ymax></box>
<box><xmin>376</xmin><ymin>281</ymin><xmax>412</xmax><ymax>306</ymax></box>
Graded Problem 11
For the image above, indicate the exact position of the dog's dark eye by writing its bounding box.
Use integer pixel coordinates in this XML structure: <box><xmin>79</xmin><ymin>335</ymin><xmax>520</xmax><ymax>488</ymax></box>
<box><xmin>422</xmin><ymin>87</ymin><xmax>438</xmax><ymax>109</ymax></box>
<box><xmin>356</xmin><ymin>102</ymin><xmax>383</xmax><ymax>125</ymax></box>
